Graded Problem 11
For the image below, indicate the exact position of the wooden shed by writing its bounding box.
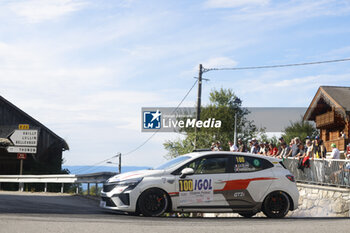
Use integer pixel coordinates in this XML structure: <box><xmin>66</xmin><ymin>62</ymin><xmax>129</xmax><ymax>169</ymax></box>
<box><xmin>304</xmin><ymin>86</ymin><xmax>350</xmax><ymax>152</ymax></box>
<box><xmin>0</xmin><ymin>96</ymin><xmax>69</xmax><ymax>175</ymax></box>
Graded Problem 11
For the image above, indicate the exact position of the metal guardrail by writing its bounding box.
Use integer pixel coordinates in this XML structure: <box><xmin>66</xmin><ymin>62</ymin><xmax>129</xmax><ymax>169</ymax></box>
<box><xmin>283</xmin><ymin>157</ymin><xmax>350</xmax><ymax>188</ymax></box>
<box><xmin>0</xmin><ymin>172</ymin><xmax>117</xmax><ymax>194</ymax></box>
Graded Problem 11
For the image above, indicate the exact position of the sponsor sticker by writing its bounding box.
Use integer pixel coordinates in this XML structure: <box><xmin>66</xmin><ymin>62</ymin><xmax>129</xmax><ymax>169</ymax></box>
<box><xmin>179</xmin><ymin>178</ymin><xmax>213</xmax><ymax>204</ymax></box>
<box><xmin>253</xmin><ymin>159</ymin><xmax>260</xmax><ymax>167</ymax></box>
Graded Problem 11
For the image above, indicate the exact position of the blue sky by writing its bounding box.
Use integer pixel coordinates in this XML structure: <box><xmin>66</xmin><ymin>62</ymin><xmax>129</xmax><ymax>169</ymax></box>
<box><xmin>1</xmin><ymin>0</ymin><xmax>350</xmax><ymax>169</ymax></box>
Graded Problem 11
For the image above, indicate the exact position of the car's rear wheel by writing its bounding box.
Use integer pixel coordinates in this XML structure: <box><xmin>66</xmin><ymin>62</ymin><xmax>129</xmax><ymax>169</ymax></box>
<box><xmin>262</xmin><ymin>191</ymin><xmax>290</xmax><ymax>218</ymax></box>
<box><xmin>238</xmin><ymin>211</ymin><xmax>257</xmax><ymax>218</ymax></box>
<box><xmin>138</xmin><ymin>188</ymin><xmax>169</xmax><ymax>217</ymax></box>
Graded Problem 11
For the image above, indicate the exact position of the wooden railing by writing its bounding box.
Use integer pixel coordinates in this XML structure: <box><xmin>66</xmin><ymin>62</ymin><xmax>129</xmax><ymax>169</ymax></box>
<box><xmin>324</xmin><ymin>138</ymin><xmax>347</xmax><ymax>152</ymax></box>
<box><xmin>316</xmin><ymin>111</ymin><xmax>335</xmax><ymax>128</ymax></box>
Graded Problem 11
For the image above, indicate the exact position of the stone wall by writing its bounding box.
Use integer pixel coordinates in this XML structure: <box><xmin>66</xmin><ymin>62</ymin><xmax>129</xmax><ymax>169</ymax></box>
<box><xmin>289</xmin><ymin>183</ymin><xmax>350</xmax><ymax>217</ymax></box>
<box><xmin>204</xmin><ymin>183</ymin><xmax>350</xmax><ymax>218</ymax></box>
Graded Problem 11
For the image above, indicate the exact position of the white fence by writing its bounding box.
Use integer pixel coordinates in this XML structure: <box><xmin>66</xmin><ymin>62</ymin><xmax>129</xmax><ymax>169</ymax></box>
<box><xmin>0</xmin><ymin>172</ymin><xmax>116</xmax><ymax>194</ymax></box>
<box><xmin>283</xmin><ymin>158</ymin><xmax>350</xmax><ymax>188</ymax></box>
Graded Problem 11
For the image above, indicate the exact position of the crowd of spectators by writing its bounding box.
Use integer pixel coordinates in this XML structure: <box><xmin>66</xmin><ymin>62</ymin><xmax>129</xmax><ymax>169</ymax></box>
<box><xmin>210</xmin><ymin>136</ymin><xmax>350</xmax><ymax>184</ymax></box>
<box><xmin>210</xmin><ymin>136</ymin><xmax>348</xmax><ymax>161</ymax></box>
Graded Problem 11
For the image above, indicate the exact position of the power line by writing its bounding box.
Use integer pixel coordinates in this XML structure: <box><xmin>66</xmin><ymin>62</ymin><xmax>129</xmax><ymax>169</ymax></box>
<box><xmin>71</xmin><ymin>57</ymin><xmax>350</xmax><ymax>173</ymax></box>
<box><xmin>203</xmin><ymin>58</ymin><xmax>350</xmax><ymax>72</ymax></box>
<box><xmin>123</xmin><ymin>79</ymin><xmax>198</xmax><ymax>156</ymax></box>
<box><xmin>72</xmin><ymin>79</ymin><xmax>198</xmax><ymax>173</ymax></box>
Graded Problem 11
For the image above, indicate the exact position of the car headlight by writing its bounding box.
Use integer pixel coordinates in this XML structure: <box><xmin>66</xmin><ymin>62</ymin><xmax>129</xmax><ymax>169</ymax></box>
<box><xmin>117</xmin><ymin>177</ymin><xmax>143</xmax><ymax>187</ymax></box>
<box><xmin>104</xmin><ymin>177</ymin><xmax>143</xmax><ymax>192</ymax></box>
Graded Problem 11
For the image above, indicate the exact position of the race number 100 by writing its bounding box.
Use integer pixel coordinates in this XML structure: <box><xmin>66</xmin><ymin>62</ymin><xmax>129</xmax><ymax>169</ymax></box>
<box><xmin>179</xmin><ymin>179</ymin><xmax>193</xmax><ymax>192</ymax></box>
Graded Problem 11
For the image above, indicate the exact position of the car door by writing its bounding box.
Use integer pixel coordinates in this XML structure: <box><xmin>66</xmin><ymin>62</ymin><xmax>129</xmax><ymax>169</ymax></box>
<box><xmin>174</xmin><ymin>155</ymin><xmax>230</xmax><ymax>209</ymax></box>
<box><xmin>223</xmin><ymin>155</ymin><xmax>275</xmax><ymax>208</ymax></box>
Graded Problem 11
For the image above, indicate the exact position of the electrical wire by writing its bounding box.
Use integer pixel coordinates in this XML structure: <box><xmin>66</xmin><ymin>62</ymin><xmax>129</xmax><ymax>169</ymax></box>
<box><xmin>203</xmin><ymin>58</ymin><xmax>350</xmax><ymax>72</ymax></box>
<box><xmin>70</xmin><ymin>57</ymin><xmax>350</xmax><ymax>173</ymax></box>
<box><xmin>123</xmin><ymin>79</ymin><xmax>198</xmax><ymax>156</ymax></box>
<box><xmin>71</xmin><ymin>79</ymin><xmax>198</xmax><ymax>173</ymax></box>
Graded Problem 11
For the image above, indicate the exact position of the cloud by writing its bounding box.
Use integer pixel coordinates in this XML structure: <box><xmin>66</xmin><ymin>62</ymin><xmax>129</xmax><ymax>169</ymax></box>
<box><xmin>204</xmin><ymin>0</ymin><xmax>270</xmax><ymax>8</ymax></box>
<box><xmin>227</xmin><ymin>0</ymin><xmax>350</xmax><ymax>24</ymax></box>
<box><xmin>202</xmin><ymin>57</ymin><xmax>237</xmax><ymax>68</ymax></box>
<box><xmin>8</xmin><ymin>0</ymin><xmax>87</xmax><ymax>23</ymax></box>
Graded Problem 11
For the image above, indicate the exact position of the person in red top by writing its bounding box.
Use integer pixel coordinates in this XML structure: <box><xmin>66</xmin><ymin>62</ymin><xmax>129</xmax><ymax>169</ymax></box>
<box><xmin>268</xmin><ymin>143</ymin><xmax>278</xmax><ymax>157</ymax></box>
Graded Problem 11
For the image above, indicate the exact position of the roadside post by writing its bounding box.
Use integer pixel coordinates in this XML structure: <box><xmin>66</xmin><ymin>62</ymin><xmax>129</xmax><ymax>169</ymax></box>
<box><xmin>6</xmin><ymin>124</ymin><xmax>38</xmax><ymax>191</ymax></box>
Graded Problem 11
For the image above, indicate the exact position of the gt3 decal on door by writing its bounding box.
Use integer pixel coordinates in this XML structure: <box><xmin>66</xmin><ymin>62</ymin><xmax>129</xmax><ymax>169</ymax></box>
<box><xmin>214</xmin><ymin>177</ymin><xmax>277</xmax><ymax>207</ymax></box>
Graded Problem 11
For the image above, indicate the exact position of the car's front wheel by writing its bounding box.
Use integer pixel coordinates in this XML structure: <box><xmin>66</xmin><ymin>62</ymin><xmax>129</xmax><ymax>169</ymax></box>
<box><xmin>262</xmin><ymin>191</ymin><xmax>290</xmax><ymax>218</ymax></box>
<box><xmin>138</xmin><ymin>188</ymin><xmax>169</xmax><ymax>217</ymax></box>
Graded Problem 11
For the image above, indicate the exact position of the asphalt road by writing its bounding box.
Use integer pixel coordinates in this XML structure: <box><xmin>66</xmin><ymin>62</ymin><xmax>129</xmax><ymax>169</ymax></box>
<box><xmin>0</xmin><ymin>191</ymin><xmax>348</xmax><ymax>233</ymax></box>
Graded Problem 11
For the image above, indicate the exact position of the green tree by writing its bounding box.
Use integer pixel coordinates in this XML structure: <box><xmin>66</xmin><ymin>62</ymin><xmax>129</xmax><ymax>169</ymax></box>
<box><xmin>282</xmin><ymin>118</ymin><xmax>319</xmax><ymax>144</ymax></box>
<box><xmin>163</xmin><ymin>88</ymin><xmax>261</xmax><ymax>158</ymax></box>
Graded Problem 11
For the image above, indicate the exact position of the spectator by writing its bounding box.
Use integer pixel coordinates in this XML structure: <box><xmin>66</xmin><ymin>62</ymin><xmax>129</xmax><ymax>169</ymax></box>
<box><xmin>288</xmin><ymin>137</ymin><xmax>300</xmax><ymax>158</ymax></box>
<box><xmin>268</xmin><ymin>143</ymin><xmax>278</xmax><ymax>156</ymax></box>
<box><xmin>343</xmin><ymin>154</ymin><xmax>350</xmax><ymax>185</ymax></box>
<box><xmin>297</xmin><ymin>143</ymin><xmax>310</xmax><ymax>171</ymax></box>
<box><xmin>312</xmin><ymin>136</ymin><xmax>326</xmax><ymax>159</ymax></box>
<box><xmin>228</xmin><ymin>141</ymin><xmax>238</xmax><ymax>152</ymax></box>
<box><xmin>278</xmin><ymin>142</ymin><xmax>290</xmax><ymax>159</ymax></box>
<box><xmin>340</xmin><ymin>131</ymin><xmax>347</xmax><ymax>139</ymax></box>
<box><xmin>275</xmin><ymin>137</ymin><xmax>286</xmax><ymax>157</ymax></box>
<box><xmin>216</xmin><ymin>141</ymin><xmax>223</xmax><ymax>151</ymax></box>
<box><xmin>251</xmin><ymin>142</ymin><xmax>260</xmax><ymax>154</ymax></box>
<box><xmin>295</xmin><ymin>143</ymin><xmax>305</xmax><ymax>159</ymax></box>
<box><xmin>259</xmin><ymin>142</ymin><xmax>266</xmax><ymax>155</ymax></box>
<box><xmin>238</xmin><ymin>138</ymin><xmax>247</xmax><ymax>152</ymax></box>
<box><xmin>210</xmin><ymin>142</ymin><xmax>216</xmax><ymax>151</ymax></box>
<box><xmin>330</xmin><ymin>143</ymin><xmax>340</xmax><ymax>159</ymax></box>
<box><xmin>250</xmin><ymin>138</ymin><xmax>258</xmax><ymax>153</ymax></box>
<box><xmin>248</xmin><ymin>139</ymin><xmax>253</xmax><ymax>153</ymax></box>
<box><xmin>305</xmin><ymin>139</ymin><xmax>313</xmax><ymax>156</ymax></box>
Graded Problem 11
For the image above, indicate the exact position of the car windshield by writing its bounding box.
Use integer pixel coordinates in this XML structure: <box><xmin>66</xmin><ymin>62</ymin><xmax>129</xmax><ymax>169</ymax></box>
<box><xmin>155</xmin><ymin>156</ymin><xmax>191</xmax><ymax>170</ymax></box>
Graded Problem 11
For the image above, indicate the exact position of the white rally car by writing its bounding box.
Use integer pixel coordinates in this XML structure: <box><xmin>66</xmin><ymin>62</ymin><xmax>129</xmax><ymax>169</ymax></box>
<box><xmin>100</xmin><ymin>151</ymin><xmax>299</xmax><ymax>218</ymax></box>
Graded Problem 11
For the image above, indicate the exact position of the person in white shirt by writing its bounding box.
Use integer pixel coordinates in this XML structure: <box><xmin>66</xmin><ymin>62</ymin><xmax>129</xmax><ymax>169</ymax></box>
<box><xmin>330</xmin><ymin>143</ymin><xmax>340</xmax><ymax>159</ymax></box>
<box><xmin>228</xmin><ymin>141</ymin><xmax>238</xmax><ymax>152</ymax></box>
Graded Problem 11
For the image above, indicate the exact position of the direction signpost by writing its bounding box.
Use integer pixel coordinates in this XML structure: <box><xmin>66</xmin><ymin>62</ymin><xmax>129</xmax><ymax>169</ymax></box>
<box><xmin>6</xmin><ymin>126</ymin><xmax>38</xmax><ymax>181</ymax></box>
<box><xmin>7</xmin><ymin>146</ymin><xmax>37</xmax><ymax>153</ymax></box>
<box><xmin>8</xmin><ymin>130</ymin><xmax>38</xmax><ymax>146</ymax></box>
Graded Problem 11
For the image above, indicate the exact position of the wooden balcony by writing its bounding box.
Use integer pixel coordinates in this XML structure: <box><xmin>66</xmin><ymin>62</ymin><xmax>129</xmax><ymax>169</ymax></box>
<box><xmin>324</xmin><ymin>138</ymin><xmax>348</xmax><ymax>152</ymax></box>
<box><xmin>316</xmin><ymin>111</ymin><xmax>335</xmax><ymax>128</ymax></box>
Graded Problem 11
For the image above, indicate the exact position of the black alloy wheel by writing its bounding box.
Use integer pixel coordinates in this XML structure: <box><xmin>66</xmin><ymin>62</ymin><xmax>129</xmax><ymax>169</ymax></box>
<box><xmin>262</xmin><ymin>191</ymin><xmax>290</xmax><ymax>218</ymax></box>
<box><xmin>138</xmin><ymin>188</ymin><xmax>169</xmax><ymax>217</ymax></box>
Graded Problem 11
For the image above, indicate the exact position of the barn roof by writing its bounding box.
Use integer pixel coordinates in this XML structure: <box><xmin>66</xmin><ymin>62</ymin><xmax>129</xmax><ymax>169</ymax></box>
<box><xmin>0</xmin><ymin>96</ymin><xmax>69</xmax><ymax>150</ymax></box>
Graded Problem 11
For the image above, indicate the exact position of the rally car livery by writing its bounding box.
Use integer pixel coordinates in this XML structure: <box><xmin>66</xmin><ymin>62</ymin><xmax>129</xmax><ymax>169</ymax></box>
<box><xmin>100</xmin><ymin>151</ymin><xmax>299</xmax><ymax>218</ymax></box>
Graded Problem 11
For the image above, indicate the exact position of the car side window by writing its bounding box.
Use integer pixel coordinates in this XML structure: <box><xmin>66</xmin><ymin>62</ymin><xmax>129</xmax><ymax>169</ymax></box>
<box><xmin>180</xmin><ymin>156</ymin><xmax>229</xmax><ymax>174</ymax></box>
<box><xmin>234</xmin><ymin>155</ymin><xmax>273</xmax><ymax>173</ymax></box>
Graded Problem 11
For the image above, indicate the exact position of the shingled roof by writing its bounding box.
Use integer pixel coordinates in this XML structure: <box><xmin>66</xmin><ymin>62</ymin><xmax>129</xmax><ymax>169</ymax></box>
<box><xmin>304</xmin><ymin>86</ymin><xmax>350</xmax><ymax>121</ymax></box>
<box><xmin>321</xmin><ymin>86</ymin><xmax>350</xmax><ymax>111</ymax></box>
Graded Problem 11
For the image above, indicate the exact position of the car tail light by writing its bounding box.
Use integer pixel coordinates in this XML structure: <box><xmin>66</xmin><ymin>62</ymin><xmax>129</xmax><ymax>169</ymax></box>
<box><xmin>286</xmin><ymin>175</ymin><xmax>295</xmax><ymax>182</ymax></box>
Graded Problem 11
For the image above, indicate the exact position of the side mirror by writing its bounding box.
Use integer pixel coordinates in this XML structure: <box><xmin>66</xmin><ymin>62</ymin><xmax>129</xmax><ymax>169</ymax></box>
<box><xmin>180</xmin><ymin>168</ymin><xmax>194</xmax><ymax>179</ymax></box>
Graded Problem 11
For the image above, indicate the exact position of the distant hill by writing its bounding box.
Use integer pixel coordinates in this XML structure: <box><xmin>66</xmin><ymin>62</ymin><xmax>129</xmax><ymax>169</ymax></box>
<box><xmin>63</xmin><ymin>165</ymin><xmax>152</xmax><ymax>175</ymax></box>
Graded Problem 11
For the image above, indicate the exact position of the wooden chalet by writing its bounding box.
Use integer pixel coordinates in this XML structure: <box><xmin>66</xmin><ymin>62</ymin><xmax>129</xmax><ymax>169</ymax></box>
<box><xmin>304</xmin><ymin>86</ymin><xmax>350</xmax><ymax>152</ymax></box>
<box><xmin>0</xmin><ymin>96</ymin><xmax>69</xmax><ymax>175</ymax></box>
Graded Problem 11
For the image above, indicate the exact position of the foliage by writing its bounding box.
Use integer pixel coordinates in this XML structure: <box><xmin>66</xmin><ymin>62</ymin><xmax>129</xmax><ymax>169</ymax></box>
<box><xmin>282</xmin><ymin>118</ymin><xmax>319</xmax><ymax>144</ymax></box>
<box><xmin>163</xmin><ymin>88</ymin><xmax>261</xmax><ymax>159</ymax></box>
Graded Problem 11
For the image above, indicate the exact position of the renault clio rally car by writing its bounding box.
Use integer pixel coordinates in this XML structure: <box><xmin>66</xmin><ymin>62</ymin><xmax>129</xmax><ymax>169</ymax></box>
<box><xmin>100</xmin><ymin>151</ymin><xmax>299</xmax><ymax>218</ymax></box>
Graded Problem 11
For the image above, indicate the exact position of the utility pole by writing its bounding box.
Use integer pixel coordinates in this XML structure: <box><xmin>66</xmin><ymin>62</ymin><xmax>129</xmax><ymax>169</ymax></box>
<box><xmin>118</xmin><ymin>153</ymin><xmax>121</xmax><ymax>174</ymax></box>
<box><xmin>194</xmin><ymin>64</ymin><xmax>203</xmax><ymax>148</ymax></box>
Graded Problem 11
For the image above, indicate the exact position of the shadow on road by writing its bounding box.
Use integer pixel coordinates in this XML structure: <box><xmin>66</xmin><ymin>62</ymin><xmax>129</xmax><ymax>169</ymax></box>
<box><xmin>0</xmin><ymin>193</ymin><xmax>109</xmax><ymax>215</ymax></box>
<box><xmin>1</xmin><ymin>192</ymin><xmax>349</xmax><ymax>220</ymax></box>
